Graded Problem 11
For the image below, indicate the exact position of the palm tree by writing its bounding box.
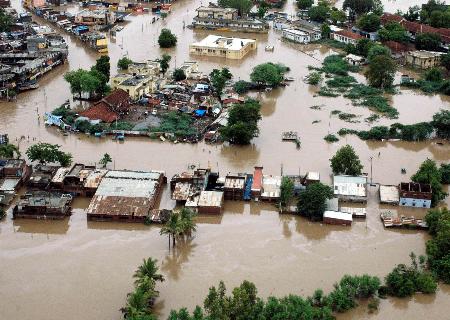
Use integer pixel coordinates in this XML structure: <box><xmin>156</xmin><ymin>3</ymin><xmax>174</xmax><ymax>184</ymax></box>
<box><xmin>133</xmin><ymin>258</ymin><xmax>165</xmax><ymax>286</ymax></box>
<box><xmin>160</xmin><ymin>212</ymin><xmax>181</xmax><ymax>248</ymax></box>
<box><xmin>179</xmin><ymin>207</ymin><xmax>197</xmax><ymax>238</ymax></box>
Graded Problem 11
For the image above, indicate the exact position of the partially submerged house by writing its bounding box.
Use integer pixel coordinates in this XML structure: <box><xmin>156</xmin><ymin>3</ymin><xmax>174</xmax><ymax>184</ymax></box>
<box><xmin>323</xmin><ymin>210</ymin><xmax>353</xmax><ymax>226</ymax></box>
<box><xmin>331</xmin><ymin>29</ymin><xmax>363</xmax><ymax>45</ymax></box>
<box><xmin>399</xmin><ymin>182</ymin><xmax>432</xmax><ymax>208</ymax></box>
<box><xmin>80</xmin><ymin>89</ymin><xmax>131</xmax><ymax>123</ymax></box>
<box><xmin>224</xmin><ymin>174</ymin><xmax>246</xmax><ymax>200</ymax></box>
<box><xmin>190</xmin><ymin>35</ymin><xmax>257</xmax><ymax>60</ymax></box>
<box><xmin>192</xmin><ymin>6</ymin><xmax>268</xmax><ymax>33</ymax></box>
<box><xmin>379</xmin><ymin>185</ymin><xmax>399</xmax><ymax>205</ymax></box>
<box><xmin>0</xmin><ymin>159</ymin><xmax>32</xmax><ymax>206</ymax></box>
<box><xmin>197</xmin><ymin>190</ymin><xmax>224</xmax><ymax>214</ymax></box>
<box><xmin>27</xmin><ymin>164</ymin><xmax>59</xmax><ymax>189</ymax></box>
<box><xmin>12</xmin><ymin>191</ymin><xmax>73</xmax><ymax>219</ymax></box>
<box><xmin>405</xmin><ymin>50</ymin><xmax>443</xmax><ymax>69</ymax></box>
<box><xmin>333</xmin><ymin>175</ymin><xmax>368</xmax><ymax>203</ymax></box>
<box><xmin>260</xmin><ymin>175</ymin><xmax>282</xmax><ymax>202</ymax></box>
<box><xmin>87</xmin><ymin>170</ymin><xmax>165</xmax><ymax>222</ymax></box>
<box><xmin>282</xmin><ymin>29</ymin><xmax>310</xmax><ymax>44</ymax></box>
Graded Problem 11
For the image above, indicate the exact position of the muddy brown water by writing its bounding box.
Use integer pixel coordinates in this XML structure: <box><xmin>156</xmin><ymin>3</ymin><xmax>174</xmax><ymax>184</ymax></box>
<box><xmin>1</xmin><ymin>0</ymin><xmax>450</xmax><ymax>319</ymax></box>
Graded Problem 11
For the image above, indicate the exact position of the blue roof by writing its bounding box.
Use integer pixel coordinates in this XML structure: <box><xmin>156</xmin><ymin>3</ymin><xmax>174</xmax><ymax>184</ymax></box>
<box><xmin>195</xmin><ymin>109</ymin><xmax>207</xmax><ymax>117</ymax></box>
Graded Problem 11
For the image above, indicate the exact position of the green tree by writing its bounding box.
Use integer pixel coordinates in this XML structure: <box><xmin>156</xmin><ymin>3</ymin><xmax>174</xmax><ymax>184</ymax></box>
<box><xmin>378</xmin><ymin>22</ymin><xmax>409</xmax><ymax>43</ymax></box>
<box><xmin>432</xmin><ymin>110</ymin><xmax>450</xmax><ymax>139</ymax></box>
<box><xmin>64</xmin><ymin>69</ymin><xmax>85</xmax><ymax>97</ymax></box>
<box><xmin>209</xmin><ymin>69</ymin><xmax>226</xmax><ymax>96</ymax></box>
<box><xmin>220</xmin><ymin>100</ymin><xmax>261</xmax><ymax>145</ymax></box>
<box><xmin>92</xmin><ymin>55</ymin><xmax>110</xmax><ymax>82</ymax></box>
<box><xmin>321</xmin><ymin>23</ymin><xmax>331</xmax><ymax>38</ymax></box>
<box><xmin>99</xmin><ymin>153</ymin><xmax>112</xmax><ymax>168</ymax></box>
<box><xmin>439</xmin><ymin>164</ymin><xmax>450</xmax><ymax>184</ymax></box>
<box><xmin>355</xmin><ymin>38</ymin><xmax>375</xmax><ymax>57</ymax></box>
<box><xmin>297</xmin><ymin>0</ymin><xmax>313</xmax><ymax>9</ymax></box>
<box><xmin>367</xmin><ymin>44</ymin><xmax>390</xmax><ymax>62</ymax></box>
<box><xmin>250</xmin><ymin>63</ymin><xmax>286</xmax><ymax>87</ymax></box>
<box><xmin>357</xmin><ymin>13</ymin><xmax>381</xmax><ymax>32</ymax></box>
<box><xmin>441</xmin><ymin>52</ymin><xmax>450</xmax><ymax>71</ymax></box>
<box><xmin>218</xmin><ymin>0</ymin><xmax>252</xmax><ymax>16</ymax></box>
<box><xmin>424</xmin><ymin>67</ymin><xmax>443</xmax><ymax>82</ymax></box>
<box><xmin>133</xmin><ymin>257</ymin><xmax>165</xmax><ymax>286</ymax></box>
<box><xmin>0</xmin><ymin>8</ymin><xmax>12</xmax><ymax>32</ymax></box>
<box><xmin>26</xmin><ymin>143</ymin><xmax>72</xmax><ymax>167</ymax></box>
<box><xmin>403</xmin><ymin>5</ymin><xmax>420</xmax><ymax>21</ymax></box>
<box><xmin>330</xmin><ymin>9</ymin><xmax>347</xmax><ymax>25</ymax></box>
<box><xmin>415</xmin><ymin>33</ymin><xmax>441</xmax><ymax>51</ymax></box>
<box><xmin>309</xmin><ymin>4</ymin><xmax>330</xmax><ymax>23</ymax></box>
<box><xmin>0</xmin><ymin>143</ymin><xmax>20</xmax><ymax>158</ymax></box>
<box><xmin>173</xmin><ymin>68</ymin><xmax>186</xmax><ymax>81</ymax></box>
<box><xmin>297</xmin><ymin>182</ymin><xmax>333</xmax><ymax>220</ymax></box>
<box><xmin>365</xmin><ymin>54</ymin><xmax>396</xmax><ymax>88</ymax></box>
<box><xmin>118</xmin><ymin>56</ymin><xmax>133</xmax><ymax>70</ymax></box>
<box><xmin>343</xmin><ymin>0</ymin><xmax>374</xmax><ymax>20</ymax></box>
<box><xmin>330</xmin><ymin>144</ymin><xmax>363</xmax><ymax>176</ymax></box>
<box><xmin>160</xmin><ymin>54</ymin><xmax>171</xmax><ymax>75</ymax></box>
<box><xmin>158</xmin><ymin>28</ymin><xmax>177</xmax><ymax>48</ymax></box>
<box><xmin>179</xmin><ymin>207</ymin><xmax>197</xmax><ymax>238</ymax></box>
<box><xmin>279</xmin><ymin>177</ymin><xmax>295</xmax><ymax>210</ymax></box>
<box><xmin>160</xmin><ymin>212</ymin><xmax>182</xmax><ymax>248</ymax></box>
<box><xmin>411</xmin><ymin>159</ymin><xmax>447</xmax><ymax>207</ymax></box>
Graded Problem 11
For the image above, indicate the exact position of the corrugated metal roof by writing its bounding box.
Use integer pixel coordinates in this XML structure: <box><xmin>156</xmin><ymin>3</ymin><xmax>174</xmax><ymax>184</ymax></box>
<box><xmin>83</xmin><ymin>169</ymin><xmax>108</xmax><ymax>188</ymax></box>
<box><xmin>52</xmin><ymin>167</ymin><xmax>70</xmax><ymax>183</ymax></box>
<box><xmin>0</xmin><ymin>178</ymin><xmax>20</xmax><ymax>191</ymax></box>
<box><xmin>333</xmin><ymin>175</ymin><xmax>367</xmax><ymax>197</ymax></box>
<box><xmin>95</xmin><ymin>177</ymin><xmax>157</xmax><ymax>198</ymax></box>
<box><xmin>197</xmin><ymin>191</ymin><xmax>223</xmax><ymax>208</ymax></box>
<box><xmin>105</xmin><ymin>170</ymin><xmax>163</xmax><ymax>180</ymax></box>
<box><xmin>324</xmin><ymin>211</ymin><xmax>353</xmax><ymax>222</ymax></box>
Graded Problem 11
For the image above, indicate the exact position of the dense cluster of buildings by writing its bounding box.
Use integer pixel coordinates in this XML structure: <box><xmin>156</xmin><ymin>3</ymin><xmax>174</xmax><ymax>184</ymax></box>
<box><xmin>0</xmin><ymin>156</ymin><xmax>167</xmax><ymax>221</ymax></box>
<box><xmin>0</xmin><ymin>9</ymin><xmax>68</xmax><ymax>97</ymax></box>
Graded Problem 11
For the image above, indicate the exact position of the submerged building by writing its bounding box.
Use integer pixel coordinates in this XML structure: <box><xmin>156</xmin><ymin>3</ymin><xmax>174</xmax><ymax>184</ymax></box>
<box><xmin>190</xmin><ymin>35</ymin><xmax>257</xmax><ymax>59</ymax></box>
<box><xmin>13</xmin><ymin>191</ymin><xmax>73</xmax><ymax>219</ymax></box>
<box><xmin>399</xmin><ymin>182</ymin><xmax>432</xmax><ymax>208</ymax></box>
<box><xmin>191</xmin><ymin>6</ymin><xmax>268</xmax><ymax>33</ymax></box>
<box><xmin>86</xmin><ymin>170</ymin><xmax>165</xmax><ymax>222</ymax></box>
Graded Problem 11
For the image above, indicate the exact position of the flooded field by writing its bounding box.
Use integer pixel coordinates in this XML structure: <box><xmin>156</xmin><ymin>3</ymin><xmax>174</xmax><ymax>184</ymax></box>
<box><xmin>1</xmin><ymin>0</ymin><xmax>450</xmax><ymax>319</ymax></box>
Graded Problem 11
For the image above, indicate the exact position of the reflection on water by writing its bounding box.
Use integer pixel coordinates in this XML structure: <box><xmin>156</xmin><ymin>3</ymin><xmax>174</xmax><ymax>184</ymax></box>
<box><xmin>161</xmin><ymin>237</ymin><xmax>197</xmax><ymax>281</ymax></box>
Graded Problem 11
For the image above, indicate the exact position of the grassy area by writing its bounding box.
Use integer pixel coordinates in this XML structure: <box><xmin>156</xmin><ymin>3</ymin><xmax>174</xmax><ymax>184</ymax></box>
<box><xmin>360</xmin><ymin>96</ymin><xmax>398</xmax><ymax>119</ymax></box>
<box><xmin>151</xmin><ymin>111</ymin><xmax>196</xmax><ymax>138</ymax></box>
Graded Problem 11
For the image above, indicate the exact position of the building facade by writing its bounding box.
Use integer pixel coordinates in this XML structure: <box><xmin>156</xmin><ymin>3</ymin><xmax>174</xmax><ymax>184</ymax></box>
<box><xmin>399</xmin><ymin>182</ymin><xmax>432</xmax><ymax>208</ymax></box>
<box><xmin>190</xmin><ymin>35</ymin><xmax>257</xmax><ymax>60</ymax></box>
<box><xmin>282</xmin><ymin>29</ymin><xmax>310</xmax><ymax>44</ymax></box>
<box><xmin>406</xmin><ymin>50</ymin><xmax>443</xmax><ymax>69</ymax></box>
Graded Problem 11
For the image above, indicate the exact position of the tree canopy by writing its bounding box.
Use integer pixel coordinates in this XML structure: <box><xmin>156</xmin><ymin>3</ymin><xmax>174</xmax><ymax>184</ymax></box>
<box><xmin>343</xmin><ymin>0</ymin><xmax>374</xmax><ymax>19</ymax></box>
<box><xmin>173</xmin><ymin>68</ymin><xmax>186</xmax><ymax>81</ymax></box>
<box><xmin>411</xmin><ymin>159</ymin><xmax>447</xmax><ymax>207</ymax></box>
<box><xmin>308</xmin><ymin>2</ymin><xmax>330</xmax><ymax>23</ymax></box>
<box><xmin>297</xmin><ymin>0</ymin><xmax>313</xmax><ymax>10</ymax></box>
<box><xmin>99</xmin><ymin>153</ymin><xmax>112</xmax><ymax>168</ymax></box>
<box><xmin>415</xmin><ymin>33</ymin><xmax>441</xmax><ymax>51</ymax></box>
<box><xmin>365</xmin><ymin>54</ymin><xmax>396</xmax><ymax>89</ymax></box>
<box><xmin>0</xmin><ymin>143</ymin><xmax>20</xmax><ymax>159</ymax></box>
<box><xmin>297</xmin><ymin>182</ymin><xmax>333</xmax><ymax>220</ymax></box>
<box><xmin>92</xmin><ymin>55</ymin><xmax>110</xmax><ymax>82</ymax></box>
<box><xmin>160</xmin><ymin>54</ymin><xmax>171</xmax><ymax>75</ymax></box>
<box><xmin>158</xmin><ymin>28</ymin><xmax>177</xmax><ymax>48</ymax></box>
<box><xmin>378</xmin><ymin>22</ymin><xmax>409</xmax><ymax>43</ymax></box>
<box><xmin>26</xmin><ymin>143</ymin><xmax>72</xmax><ymax>167</ymax></box>
<box><xmin>210</xmin><ymin>68</ymin><xmax>232</xmax><ymax>96</ymax></box>
<box><xmin>220</xmin><ymin>99</ymin><xmax>261</xmax><ymax>145</ymax></box>
<box><xmin>64</xmin><ymin>68</ymin><xmax>108</xmax><ymax>98</ymax></box>
<box><xmin>330</xmin><ymin>144</ymin><xmax>363</xmax><ymax>176</ymax></box>
<box><xmin>117</xmin><ymin>56</ymin><xmax>133</xmax><ymax>70</ymax></box>
<box><xmin>432</xmin><ymin>110</ymin><xmax>450</xmax><ymax>139</ymax></box>
<box><xmin>250</xmin><ymin>63</ymin><xmax>287</xmax><ymax>87</ymax></box>
<box><xmin>0</xmin><ymin>8</ymin><xmax>12</xmax><ymax>32</ymax></box>
<box><xmin>357</xmin><ymin>13</ymin><xmax>381</xmax><ymax>32</ymax></box>
<box><xmin>279</xmin><ymin>176</ymin><xmax>295</xmax><ymax>210</ymax></box>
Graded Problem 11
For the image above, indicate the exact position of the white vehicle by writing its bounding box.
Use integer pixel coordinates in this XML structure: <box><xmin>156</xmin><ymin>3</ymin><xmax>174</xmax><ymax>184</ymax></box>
<box><xmin>152</xmin><ymin>108</ymin><xmax>157</xmax><ymax>115</ymax></box>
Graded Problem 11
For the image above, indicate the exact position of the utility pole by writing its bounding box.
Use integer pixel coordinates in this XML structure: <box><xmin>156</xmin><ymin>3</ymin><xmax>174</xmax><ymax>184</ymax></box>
<box><xmin>369</xmin><ymin>156</ymin><xmax>373</xmax><ymax>185</ymax></box>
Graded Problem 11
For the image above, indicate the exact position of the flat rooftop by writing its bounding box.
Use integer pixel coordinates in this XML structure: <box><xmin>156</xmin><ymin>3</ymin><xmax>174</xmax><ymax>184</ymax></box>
<box><xmin>198</xmin><ymin>191</ymin><xmax>223</xmax><ymax>208</ymax></box>
<box><xmin>379</xmin><ymin>185</ymin><xmax>399</xmax><ymax>203</ymax></box>
<box><xmin>191</xmin><ymin>35</ymin><xmax>256</xmax><ymax>51</ymax></box>
<box><xmin>333</xmin><ymin>175</ymin><xmax>367</xmax><ymax>197</ymax></box>
<box><xmin>18</xmin><ymin>192</ymin><xmax>72</xmax><ymax>208</ymax></box>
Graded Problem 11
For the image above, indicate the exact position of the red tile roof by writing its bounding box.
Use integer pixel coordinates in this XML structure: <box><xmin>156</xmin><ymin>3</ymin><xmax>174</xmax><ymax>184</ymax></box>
<box><xmin>80</xmin><ymin>101</ymin><xmax>119</xmax><ymax>123</ymax></box>
<box><xmin>383</xmin><ymin>40</ymin><xmax>413</xmax><ymax>53</ymax></box>
<box><xmin>103</xmin><ymin>89</ymin><xmax>130</xmax><ymax>108</ymax></box>
<box><xmin>335</xmin><ymin>29</ymin><xmax>363</xmax><ymax>40</ymax></box>
<box><xmin>380</xmin><ymin>13</ymin><xmax>450</xmax><ymax>44</ymax></box>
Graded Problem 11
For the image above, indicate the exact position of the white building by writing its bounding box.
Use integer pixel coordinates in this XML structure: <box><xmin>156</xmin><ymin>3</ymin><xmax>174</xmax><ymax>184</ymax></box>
<box><xmin>190</xmin><ymin>35</ymin><xmax>257</xmax><ymax>60</ymax></box>
<box><xmin>282</xmin><ymin>29</ymin><xmax>311</xmax><ymax>44</ymax></box>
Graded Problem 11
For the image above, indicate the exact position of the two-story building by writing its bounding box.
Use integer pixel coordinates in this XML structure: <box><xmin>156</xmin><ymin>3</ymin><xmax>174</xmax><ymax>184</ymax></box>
<box><xmin>190</xmin><ymin>35</ymin><xmax>257</xmax><ymax>60</ymax></box>
<box><xmin>192</xmin><ymin>6</ymin><xmax>268</xmax><ymax>33</ymax></box>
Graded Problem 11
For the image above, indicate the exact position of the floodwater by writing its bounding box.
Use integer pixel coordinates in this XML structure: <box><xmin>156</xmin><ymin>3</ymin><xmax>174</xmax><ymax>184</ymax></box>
<box><xmin>1</xmin><ymin>0</ymin><xmax>450</xmax><ymax>319</ymax></box>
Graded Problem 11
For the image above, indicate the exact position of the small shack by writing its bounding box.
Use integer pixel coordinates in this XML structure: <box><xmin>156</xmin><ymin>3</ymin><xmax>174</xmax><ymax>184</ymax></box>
<box><xmin>197</xmin><ymin>190</ymin><xmax>224</xmax><ymax>214</ymax></box>
<box><xmin>333</xmin><ymin>175</ymin><xmax>367</xmax><ymax>203</ymax></box>
<box><xmin>224</xmin><ymin>174</ymin><xmax>246</xmax><ymax>200</ymax></box>
<box><xmin>379</xmin><ymin>185</ymin><xmax>399</xmax><ymax>205</ymax></box>
<box><xmin>13</xmin><ymin>191</ymin><xmax>73</xmax><ymax>220</ymax></box>
<box><xmin>323</xmin><ymin>210</ymin><xmax>353</xmax><ymax>226</ymax></box>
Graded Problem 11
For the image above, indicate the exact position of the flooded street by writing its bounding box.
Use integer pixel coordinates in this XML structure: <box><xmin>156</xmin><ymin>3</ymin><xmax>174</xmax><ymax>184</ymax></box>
<box><xmin>1</xmin><ymin>0</ymin><xmax>450</xmax><ymax>319</ymax></box>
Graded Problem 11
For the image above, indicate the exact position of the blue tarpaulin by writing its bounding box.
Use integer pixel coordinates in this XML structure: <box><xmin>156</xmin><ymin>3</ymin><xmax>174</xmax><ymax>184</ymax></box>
<box><xmin>195</xmin><ymin>110</ymin><xmax>207</xmax><ymax>117</ymax></box>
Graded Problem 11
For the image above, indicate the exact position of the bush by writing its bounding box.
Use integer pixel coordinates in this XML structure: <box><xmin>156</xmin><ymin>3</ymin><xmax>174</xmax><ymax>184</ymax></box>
<box><xmin>321</xmin><ymin>54</ymin><xmax>356</xmax><ymax>76</ymax></box>
<box><xmin>361</xmin><ymin>96</ymin><xmax>398</xmax><ymax>119</ymax></box>
<box><xmin>306</xmin><ymin>71</ymin><xmax>322</xmax><ymax>85</ymax></box>
<box><xmin>117</xmin><ymin>56</ymin><xmax>132</xmax><ymax>70</ymax></box>
<box><xmin>324</xmin><ymin>134</ymin><xmax>339</xmax><ymax>142</ymax></box>
<box><xmin>158</xmin><ymin>28</ymin><xmax>177</xmax><ymax>48</ymax></box>
<box><xmin>326</xmin><ymin>75</ymin><xmax>356</xmax><ymax>88</ymax></box>
<box><xmin>173</xmin><ymin>68</ymin><xmax>186</xmax><ymax>81</ymax></box>
<box><xmin>110</xmin><ymin>121</ymin><xmax>134</xmax><ymax>131</ymax></box>
<box><xmin>234</xmin><ymin>80</ymin><xmax>252</xmax><ymax>94</ymax></box>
